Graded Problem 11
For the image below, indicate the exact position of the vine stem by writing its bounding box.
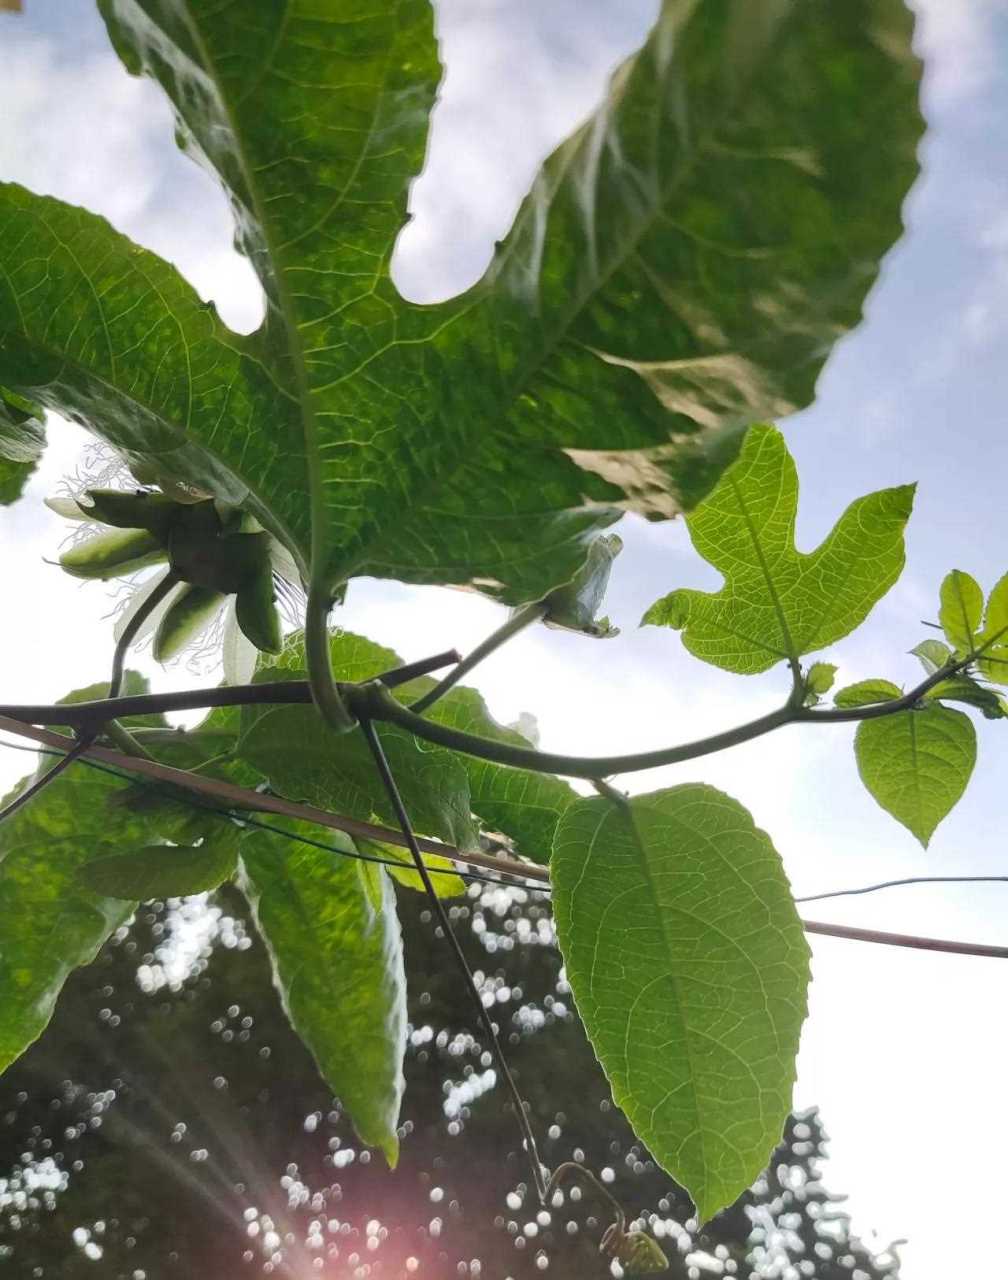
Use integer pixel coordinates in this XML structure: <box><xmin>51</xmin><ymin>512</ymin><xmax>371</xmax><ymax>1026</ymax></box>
<box><xmin>347</xmin><ymin>648</ymin><xmax>984</xmax><ymax>780</ymax></box>
<box><xmin>0</xmin><ymin>649</ymin><xmax>462</xmax><ymax>726</ymax></box>
<box><xmin>2</xmin><ymin>714</ymin><xmax>1007</xmax><ymax>960</ymax></box>
<box><xmin>410</xmin><ymin>603</ymin><xmax>546</xmax><ymax>714</ymax></box>
<box><xmin>0</xmin><ymin>570</ymin><xmax>177</xmax><ymax>824</ymax></box>
<box><xmin>305</xmin><ymin>581</ymin><xmax>357</xmax><ymax>734</ymax></box>
<box><xmin>358</xmin><ymin>717</ymin><xmax>549</xmax><ymax>1205</ymax></box>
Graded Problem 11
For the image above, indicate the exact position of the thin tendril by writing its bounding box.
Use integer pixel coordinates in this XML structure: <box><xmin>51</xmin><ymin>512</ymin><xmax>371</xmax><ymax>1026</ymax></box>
<box><xmin>359</xmin><ymin>716</ymin><xmax>549</xmax><ymax>1204</ymax></box>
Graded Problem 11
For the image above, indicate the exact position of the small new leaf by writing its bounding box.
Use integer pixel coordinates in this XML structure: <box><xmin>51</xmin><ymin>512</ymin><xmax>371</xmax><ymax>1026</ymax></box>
<box><xmin>977</xmin><ymin>572</ymin><xmax>1008</xmax><ymax>685</ymax></box>
<box><xmin>552</xmin><ymin>784</ymin><xmax>810</xmax><ymax>1222</ymax></box>
<box><xmin>803</xmin><ymin>662</ymin><xmax>837</xmax><ymax>705</ymax></box>
<box><xmin>355</xmin><ymin>837</ymin><xmax>466</xmax><ymax>900</ymax></box>
<box><xmin>642</xmin><ymin>426</ymin><xmax>914</xmax><ymax>674</ymax></box>
<box><xmin>833</xmin><ymin>679</ymin><xmax>901</xmax><ymax>709</ymax></box>
<box><xmin>910</xmin><ymin>638</ymin><xmax>952</xmax><ymax>675</ymax></box>
<box><xmin>925</xmin><ymin>675</ymin><xmax>1007</xmax><ymax>720</ymax></box>
<box><xmin>855</xmin><ymin>706</ymin><xmax>976</xmax><ymax>846</ymax></box>
<box><xmin>938</xmin><ymin>570</ymin><xmax>983</xmax><ymax>655</ymax></box>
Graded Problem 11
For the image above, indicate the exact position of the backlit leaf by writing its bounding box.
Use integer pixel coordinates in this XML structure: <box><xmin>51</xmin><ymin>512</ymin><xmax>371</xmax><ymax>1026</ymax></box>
<box><xmin>643</xmin><ymin>426</ymin><xmax>914</xmax><ymax>674</ymax></box>
<box><xmin>356</xmin><ymin>837</ymin><xmax>466</xmax><ymax>900</ymax></box>
<box><xmin>552</xmin><ymin>785</ymin><xmax>809</xmax><ymax>1221</ymax></box>
<box><xmin>978</xmin><ymin>572</ymin><xmax>1008</xmax><ymax>685</ymax></box>
<box><xmin>938</xmin><ymin>570</ymin><xmax>983</xmax><ymax>656</ymax></box>
<box><xmin>854</xmin><ymin>705</ymin><xmax>976</xmax><ymax>846</ymax></box>
<box><xmin>1</xmin><ymin>1</ymin><xmax>922</xmax><ymax>604</ymax></box>
<box><xmin>833</xmin><ymin>679</ymin><xmax>901</xmax><ymax>709</ymax></box>
<box><xmin>240</xmin><ymin>821</ymin><xmax>406</xmax><ymax>1165</ymax></box>
<box><xmin>910</xmin><ymin>638</ymin><xmax>952</xmax><ymax>675</ymax></box>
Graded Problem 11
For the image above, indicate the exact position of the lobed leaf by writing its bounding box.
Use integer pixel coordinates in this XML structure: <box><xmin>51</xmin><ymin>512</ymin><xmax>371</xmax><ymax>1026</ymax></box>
<box><xmin>239</xmin><ymin>821</ymin><xmax>407</xmax><ymax>1165</ymax></box>
<box><xmin>854</xmin><ymin>706</ymin><xmax>976</xmax><ymax>846</ymax></box>
<box><xmin>551</xmin><ymin>785</ymin><xmax>810</xmax><ymax>1221</ymax></box>
<box><xmin>1</xmin><ymin>1</ymin><xmax>923</xmax><ymax>604</ymax></box>
<box><xmin>643</xmin><ymin>426</ymin><xmax>914</xmax><ymax>674</ymax></box>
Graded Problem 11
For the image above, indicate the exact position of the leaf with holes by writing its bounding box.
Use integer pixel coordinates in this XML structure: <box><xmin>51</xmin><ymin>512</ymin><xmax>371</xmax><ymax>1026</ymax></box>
<box><xmin>1</xmin><ymin>1</ymin><xmax>922</xmax><ymax>619</ymax></box>
<box><xmin>855</xmin><ymin>705</ymin><xmax>976</xmax><ymax>845</ymax></box>
<box><xmin>552</xmin><ymin>785</ymin><xmax>810</xmax><ymax>1222</ymax></box>
<box><xmin>643</xmin><ymin>426</ymin><xmax>914</xmax><ymax>674</ymax></box>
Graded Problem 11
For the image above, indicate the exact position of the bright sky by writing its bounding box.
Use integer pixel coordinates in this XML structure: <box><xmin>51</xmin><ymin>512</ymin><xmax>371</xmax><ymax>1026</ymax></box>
<box><xmin>2</xmin><ymin>3</ymin><xmax>1007</xmax><ymax>1276</ymax></box>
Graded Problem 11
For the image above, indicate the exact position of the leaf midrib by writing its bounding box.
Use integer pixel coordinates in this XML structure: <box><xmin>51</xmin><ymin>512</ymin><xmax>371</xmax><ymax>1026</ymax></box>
<box><xmin>179</xmin><ymin>7</ymin><xmax>334</xmax><ymax>577</ymax></box>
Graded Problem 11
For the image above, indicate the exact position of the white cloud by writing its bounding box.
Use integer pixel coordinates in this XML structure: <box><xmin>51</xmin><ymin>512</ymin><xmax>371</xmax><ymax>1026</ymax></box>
<box><xmin>0</xmin><ymin>30</ymin><xmax>263</xmax><ymax>332</ymax></box>
<box><xmin>912</xmin><ymin>0</ymin><xmax>1006</xmax><ymax>109</ymax></box>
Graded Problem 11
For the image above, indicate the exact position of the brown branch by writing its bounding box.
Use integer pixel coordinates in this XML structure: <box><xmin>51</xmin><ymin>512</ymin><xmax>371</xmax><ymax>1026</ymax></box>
<box><xmin>802</xmin><ymin>919</ymin><xmax>1008</xmax><ymax>959</ymax></box>
<box><xmin>2</xmin><ymin>716</ymin><xmax>1004</xmax><ymax>961</ymax></box>
<box><xmin>0</xmin><ymin>714</ymin><xmax>542</xmax><ymax>883</ymax></box>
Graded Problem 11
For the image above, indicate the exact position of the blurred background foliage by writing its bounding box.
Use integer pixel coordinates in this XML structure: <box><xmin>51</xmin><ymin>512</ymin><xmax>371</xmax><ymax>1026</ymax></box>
<box><xmin>0</xmin><ymin>844</ymin><xmax>899</xmax><ymax>1279</ymax></box>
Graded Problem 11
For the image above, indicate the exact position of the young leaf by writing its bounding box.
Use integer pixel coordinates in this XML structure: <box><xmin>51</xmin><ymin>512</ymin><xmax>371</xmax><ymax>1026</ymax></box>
<box><xmin>854</xmin><ymin>706</ymin><xmax>976</xmax><ymax>846</ymax></box>
<box><xmin>642</xmin><ymin>426</ymin><xmax>914</xmax><ymax>674</ymax></box>
<box><xmin>803</xmin><ymin>662</ymin><xmax>837</xmax><ymax>705</ymax></box>
<box><xmin>0</xmin><ymin>385</ymin><xmax>44</xmax><ymax>504</ymax></box>
<box><xmin>0</xmin><ymin>454</ymin><xmax>34</xmax><ymax>504</ymax></box>
<box><xmin>938</xmin><ymin>570</ymin><xmax>983</xmax><ymax>655</ymax></box>
<box><xmin>978</xmin><ymin>572</ymin><xmax>1008</xmax><ymax>685</ymax></box>
<box><xmin>833</xmin><ymin>679</ymin><xmax>902</xmax><ymax>709</ymax></box>
<box><xmin>924</xmin><ymin>675</ymin><xmax>1007</xmax><ymax>720</ymax></box>
<box><xmin>356</xmin><ymin>837</ymin><xmax>466</xmax><ymax>900</ymax></box>
<box><xmin>552</xmin><ymin>785</ymin><xmax>810</xmax><ymax>1222</ymax></box>
<box><xmin>1</xmin><ymin>0</ymin><xmax>922</xmax><ymax>605</ymax></box>
<box><xmin>239</xmin><ymin>822</ymin><xmax>407</xmax><ymax>1166</ymax></box>
<box><xmin>76</xmin><ymin>840</ymin><xmax>238</xmax><ymax>901</ymax></box>
<box><xmin>910</xmin><ymin>638</ymin><xmax>952</xmax><ymax>675</ymax></box>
